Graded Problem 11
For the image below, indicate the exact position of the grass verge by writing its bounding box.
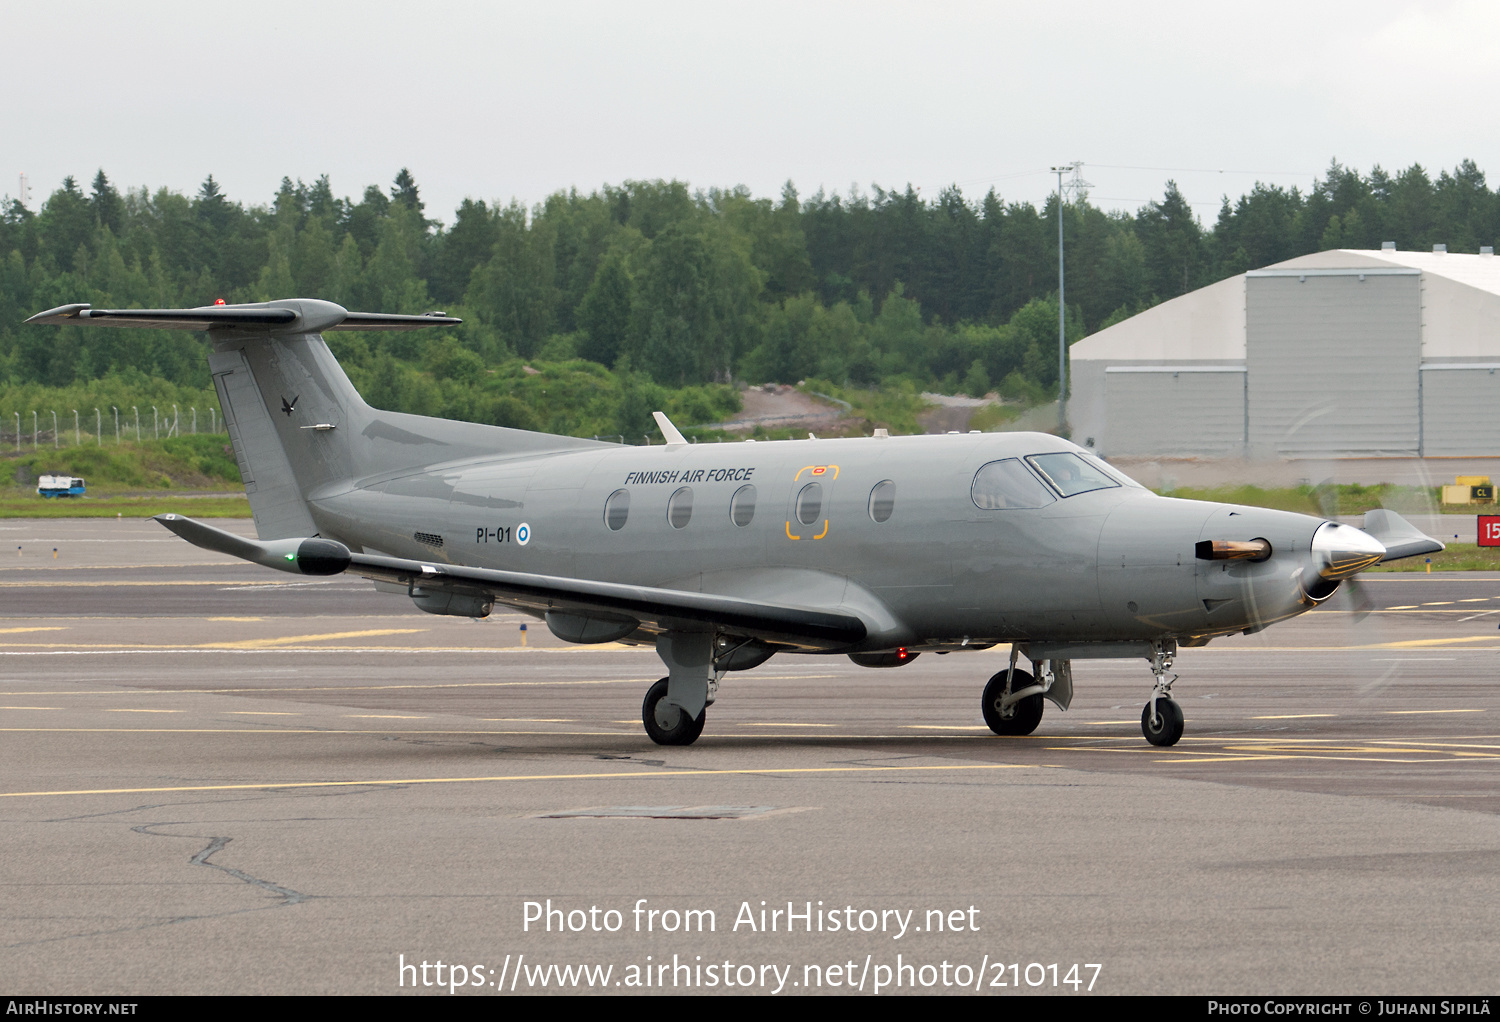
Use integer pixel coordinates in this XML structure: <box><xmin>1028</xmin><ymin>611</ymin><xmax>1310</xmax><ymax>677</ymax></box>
<box><xmin>0</xmin><ymin>494</ymin><xmax>250</xmax><ymax>518</ymax></box>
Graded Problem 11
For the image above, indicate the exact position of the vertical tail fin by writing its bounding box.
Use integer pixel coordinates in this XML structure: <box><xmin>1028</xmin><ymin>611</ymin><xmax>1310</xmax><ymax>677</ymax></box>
<box><xmin>210</xmin><ymin>328</ymin><xmax>364</xmax><ymax>538</ymax></box>
<box><xmin>25</xmin><ymin>298</ymin><xmax>605</xmax><ymax>541</ymax></box>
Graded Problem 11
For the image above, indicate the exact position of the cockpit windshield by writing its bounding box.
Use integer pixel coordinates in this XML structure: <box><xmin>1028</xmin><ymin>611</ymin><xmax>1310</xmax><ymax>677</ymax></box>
<box><xmin>1081</xmin><ymin>453</ymin><xmax>1146</xmax><ymax>489</ymax></box>
<box><xmin>1026</xmin><ymin>452</ymin><xmax>1122</xmax><ymax>497</ymax></box>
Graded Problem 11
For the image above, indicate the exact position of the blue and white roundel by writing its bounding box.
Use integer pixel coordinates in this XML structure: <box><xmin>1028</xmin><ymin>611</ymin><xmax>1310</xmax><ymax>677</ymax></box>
<box><xmin>516</xmin><ymin>522</ymin><xmax>530</xmax><ymax>546</ymax></box>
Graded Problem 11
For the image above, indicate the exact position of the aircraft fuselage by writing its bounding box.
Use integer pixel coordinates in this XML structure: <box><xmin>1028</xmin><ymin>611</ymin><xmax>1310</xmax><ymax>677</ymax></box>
<box><xmin>308</xmin><ymin>430</ymin><xmax>1326</xmax><ymax>652</ymax></box>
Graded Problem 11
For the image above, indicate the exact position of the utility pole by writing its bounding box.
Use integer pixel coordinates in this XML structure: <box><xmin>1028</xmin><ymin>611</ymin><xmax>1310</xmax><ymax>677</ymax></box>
<box><xmin>1049</xmin><ymin>162</ymin><xmax>1090</xmax><ymax>435</ymax></box>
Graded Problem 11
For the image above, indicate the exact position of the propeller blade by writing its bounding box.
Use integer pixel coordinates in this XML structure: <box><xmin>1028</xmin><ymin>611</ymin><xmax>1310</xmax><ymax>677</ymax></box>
<box><xmin>1344</xmin><ymin>575</ymin><xmax>1374</xmax><ymax>624</ymax></box>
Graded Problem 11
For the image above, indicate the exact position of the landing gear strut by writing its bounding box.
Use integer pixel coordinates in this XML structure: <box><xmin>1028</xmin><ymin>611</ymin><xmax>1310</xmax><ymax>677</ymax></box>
<box><xmin>1141</xmin><ymin>642</ymin><xmax>1184</xmax><ymax>747</ymax></box>
<box><xmin>982</xmin><ymin>648</ymin><xmax>1045</xmax><ymax>736</ymax></box>
<box><xmin>642</xmin><ymin>631</ymin><xmax>720</xmax><ymax>746</ymax></box>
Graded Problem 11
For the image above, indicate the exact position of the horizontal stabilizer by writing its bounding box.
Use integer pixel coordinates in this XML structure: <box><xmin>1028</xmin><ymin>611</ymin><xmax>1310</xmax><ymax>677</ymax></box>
<box><xmin>1361</xmin><ymin>509</ymin><xmax>1446</xmax><ymax>561</ymax></box>
<box><xmin>25</xmin><ymin>299</ymin><xmax>460</xmax><ymax>332</ymax></box>
<box><xmin>155</xmin><ymin>514</ymin><xmax>868</xmax><ymax>649</ymax></box>
<box><xmin>154</xmin><ymin>514</ymin><xmax>351</xmax><ymax>575</ymax></box>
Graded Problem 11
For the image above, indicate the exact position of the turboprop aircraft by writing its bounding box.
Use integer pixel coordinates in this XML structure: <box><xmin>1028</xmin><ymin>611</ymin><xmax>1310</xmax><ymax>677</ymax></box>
<box><xmin>26</xmin><ymin>298</ymin><xmax>1446</xmax><ymax>747</ymax></box>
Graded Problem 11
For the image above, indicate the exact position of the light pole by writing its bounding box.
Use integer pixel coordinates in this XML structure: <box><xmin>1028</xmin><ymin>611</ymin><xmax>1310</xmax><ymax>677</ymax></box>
<box><xmin>1049</xmin><ymin>162</ymin><xmax>1088</xmax><ymax>436</ymax></box>
<box><xmin>12</xmin><ymin>412</ymin><xmax>17</xmax><ymax>452</ymax></box>
<box><xmin>132</xmin><ymin>406</ymin><xmax>139</xmax><ymax>441</ymax></box>
<box><xmin>112</xmin><ymin>407</ymin><xmax>119</xmax><ymax>444</ymax></box>
<box><xmin>153</xmin><ymin>406</ymin><xmax>158</xmax><ymax>440</ymax></box>
<box><xmin>95</xmin><ymin>408</ymin><xmax>101</xmax><ymax>446</ymax></box>
<box><xmin>50</xmin><ymin>411</ymin><xmax>56</xmax><ymax>448</ymax></box>
<box><xmin>1050</xmin><ymin>166</ymin><xmax>1068</xmax><ymax>434</ymax></box>
<box><xmin>191</xmin><ymin>407</ymin><xmax>197</xmax><ymax>434</ymax></box>
<box><xmin>32</xmin><ymin>411</ymin><xmax>37</xmax><ymax>448</ymax></box>
<box><xmin>72</xmin><ymin>409</ymin><xmax>78</xmax><ymax>446</ymax></box>
<box><xmin>172</xmin><ymin>404</ymin><xmax>178</xmax><ymax>438</ymax></box>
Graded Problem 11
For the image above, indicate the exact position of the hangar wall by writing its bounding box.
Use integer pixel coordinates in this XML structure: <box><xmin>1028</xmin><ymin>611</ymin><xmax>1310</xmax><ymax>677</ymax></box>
<box><xmin>1104</xmin><ymin>368</ymin><xmax>1245</xmax><ymax>456</ymax></box>
<box><xmin>1245</xmin><ymin>269</ymin><xmax>1420</xmax><ymax>458</ymax></box>
<box><xmin>1068</xmin><ymin>249</ymin><xmax>1500</xmax><ymax>462</ymax></box>
<box><xmin>1422</xmin><ymin>365</ymin><xmax>1500</xmax><ymax>456</ymax></box>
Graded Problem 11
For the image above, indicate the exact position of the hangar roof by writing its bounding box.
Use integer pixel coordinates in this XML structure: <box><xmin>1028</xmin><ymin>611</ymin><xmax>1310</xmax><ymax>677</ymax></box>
<box><xmin>1071</xmin><ymin>248</ymin><xmax>1500</xmax><ymax>363</ymax></box>
<box><xmin>1275</xmin><ymin>248</ymin><xmax>1500</xmax><ymax>296</ymax></box>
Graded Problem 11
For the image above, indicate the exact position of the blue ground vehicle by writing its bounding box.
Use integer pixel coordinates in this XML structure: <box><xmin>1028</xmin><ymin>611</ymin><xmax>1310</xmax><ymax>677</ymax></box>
<box><xmin>37</xmin><ymin>475</ymin><xmax>86</xmax><ymax>498</ymax></box>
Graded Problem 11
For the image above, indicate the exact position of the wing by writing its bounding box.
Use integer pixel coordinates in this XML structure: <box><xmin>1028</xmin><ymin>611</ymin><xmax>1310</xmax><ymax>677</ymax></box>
<box><xmin>155</xmin><ymin>514</ymin><xmax>867</xmax><ymax>650</ymax></box>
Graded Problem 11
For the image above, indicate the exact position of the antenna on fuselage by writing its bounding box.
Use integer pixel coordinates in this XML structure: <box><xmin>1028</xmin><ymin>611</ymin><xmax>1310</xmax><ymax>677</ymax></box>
<box><xmin>652</xmin><ymin>411</ymin><xmax>688</xmax><ymax>447</ymax></box>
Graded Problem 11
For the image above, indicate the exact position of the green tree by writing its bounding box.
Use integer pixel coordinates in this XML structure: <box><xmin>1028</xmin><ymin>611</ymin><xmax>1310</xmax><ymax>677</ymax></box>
<box><xmin>576</xmin><ymin>250</ymin><xmax>633</xmax><ymax>366</ymax></box>
<box><xmin>90</xmin><ymin>170</ymin><xmax>124</xmax><ymax>235</ymax></box>
<box><xmin>962</xmin><ymin>359</ymin><xmax>990</xmax><ymax>398</ymax></box>
<box><xmin>391</xmin><ymin>168</ymin><xmax>425</xmax><ymax>217</ymax></box>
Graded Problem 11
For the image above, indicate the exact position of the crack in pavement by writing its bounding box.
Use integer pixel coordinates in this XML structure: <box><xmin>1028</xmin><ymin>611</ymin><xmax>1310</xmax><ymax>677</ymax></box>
<box><xmin>2</xmin><ymin>826</ymin><xmax>312</xmax><ymax>949</ymax></box>
<box><xmin>133</xmin><ymin>824</ymin><xmax>311</xmax><ymax>907</ymax></box>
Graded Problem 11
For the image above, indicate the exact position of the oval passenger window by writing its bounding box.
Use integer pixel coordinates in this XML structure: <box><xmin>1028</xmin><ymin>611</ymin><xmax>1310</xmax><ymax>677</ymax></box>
<box><xmin>971</xmin><ymin>460</ymin><xmax>1055</xmax><ymax>510</ymax></box>
<box><xmin>668</xmin><ymin>486</ymin><xmax>694</xmax><ymax>529</ymax></box>
<box><xmin>868</xmin><ymin>479</ymin><xmax>895</xmax><ymax>523</ymax></box>
<box><xmin>604</xmin><ymin>488</ymin><xmax>630</xmax><ymax>531</ymax></box>
<box><xmin>730</xmin><ymin>484</ymin><xmax>757</xmax><ymax>527</ymax></box>
<box><xmin>795</xmin><ymin>482</ymin><xmax>823</xmax><ymax>526</ymax></box>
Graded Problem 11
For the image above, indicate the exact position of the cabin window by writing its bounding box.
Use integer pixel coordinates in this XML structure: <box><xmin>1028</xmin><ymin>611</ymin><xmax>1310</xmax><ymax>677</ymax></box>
<box><xmin>971</xmin><ymin>459</ymin><xmax>1055</xmax><ymax>510</ymax></box>
<box><xmin>868</xmin><ymin>480</ymin><xmax>896</xmax><ymax>523</ymax></box>
<box><xmin>795</xmin><ymin>482</ymin><xmax>823</xmax><ymax>526</ymax></box>
<box><xmin>604</xmin><ymin>488</ymin><xmax>630</xmax><ymax>531</ymax></box>
<box><xmin>1026</xmin><ymin>452</ymin><xmax>1121</xmax><ymax>498</ymax></box>
<box><xmin>730</xmin><ymin>484</ymin><xmax>757</xmax><ymax>527</ymax></box>
<box><xmin>668</xmin><ymin>486</ymin><xmax>694</xmax><ymax>529</ymax></box>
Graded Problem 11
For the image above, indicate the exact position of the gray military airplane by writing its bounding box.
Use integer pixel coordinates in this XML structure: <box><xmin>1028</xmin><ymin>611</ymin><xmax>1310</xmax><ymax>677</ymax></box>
<box><xmin>27</xmin><ymin>298</ymin><xmax>1445</xmax><ymax>747</ymax></box>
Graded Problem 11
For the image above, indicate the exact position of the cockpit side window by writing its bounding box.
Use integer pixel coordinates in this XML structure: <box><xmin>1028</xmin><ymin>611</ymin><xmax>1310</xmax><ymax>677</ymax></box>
<box><xmin>971</xmin><ymin>459</ymin><xmax>1056</xmax><ymax>510</ymax></box>
<box><xmin>1026</xmin><ymin>452</ymin><xmax>1122</xmax><ymax>497</ymax></box>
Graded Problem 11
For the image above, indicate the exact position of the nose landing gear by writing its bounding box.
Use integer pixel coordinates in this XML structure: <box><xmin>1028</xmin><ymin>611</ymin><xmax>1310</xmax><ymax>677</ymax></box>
<box><xmin>1141</xmin><ymin>642</ymin><xmax>1184</xmax><ymax>747</ymax></box>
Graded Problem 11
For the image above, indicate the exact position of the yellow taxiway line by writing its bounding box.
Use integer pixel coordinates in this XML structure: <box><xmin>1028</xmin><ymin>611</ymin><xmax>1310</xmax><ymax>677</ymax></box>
<box><xmin>0</xmin><ymin>762</ymin><xmax>1044</xmax><ymax>799</ymax></box>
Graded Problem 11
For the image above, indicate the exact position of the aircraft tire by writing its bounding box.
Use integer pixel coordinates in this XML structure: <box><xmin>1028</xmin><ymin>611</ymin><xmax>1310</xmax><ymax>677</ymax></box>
<box><xmin>642</xmin><ymin>677</ymin><xmax>706</xmax><ymax>746</ymax></box>
<box><xmin>1141</xmin><ymin>697</ymin><xmax>1184</xmax><ymax>747</ymax></box>
<box><xmin>981</xmin><ymin>670</ymin><xmax>1043</xmax><ymax>736</ymax></box>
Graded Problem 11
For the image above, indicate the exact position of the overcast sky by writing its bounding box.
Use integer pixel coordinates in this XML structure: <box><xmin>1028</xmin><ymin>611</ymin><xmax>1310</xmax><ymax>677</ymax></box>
<box><xmin>4</xmin><ymin>0</ymin><xmax>1498</xmax><ymax>225</ymax></box>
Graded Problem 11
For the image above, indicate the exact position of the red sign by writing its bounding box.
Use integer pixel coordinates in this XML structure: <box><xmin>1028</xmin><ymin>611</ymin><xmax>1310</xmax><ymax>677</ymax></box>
<box><xmin>1480</xmin><ymin>515</ymin><xmax>1500</xmax><ymax>547</ymax></box>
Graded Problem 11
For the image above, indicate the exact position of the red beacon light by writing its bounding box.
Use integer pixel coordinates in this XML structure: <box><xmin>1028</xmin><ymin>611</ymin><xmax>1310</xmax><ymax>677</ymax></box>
<box><xmin>213</xmin><ymin>298</ymin><xmax>226</xmax><ymax>306</ymax></box>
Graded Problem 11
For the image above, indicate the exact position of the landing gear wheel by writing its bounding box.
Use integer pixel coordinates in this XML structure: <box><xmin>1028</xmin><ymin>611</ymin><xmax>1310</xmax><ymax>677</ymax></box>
<box><xmin>1141</xmin><ymin>697</ymin><xmax>1184</xmax><ymax>747</ymax></box>
<box><xmin>982</xmin><ymin>669</ymin><xmax>1044</xmax><ymax>736</ymax></box>
<box><xmin>642</xmin><ymin>678</ymin><xmax>706</xmax><ymax>746</ymax></box>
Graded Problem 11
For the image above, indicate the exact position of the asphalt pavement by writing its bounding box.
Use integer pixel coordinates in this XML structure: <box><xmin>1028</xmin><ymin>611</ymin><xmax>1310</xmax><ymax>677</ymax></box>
<box><xmin>0</xmin><ymin>519</ymin><xmax>1496</xmax><ymax>995</ymax></box>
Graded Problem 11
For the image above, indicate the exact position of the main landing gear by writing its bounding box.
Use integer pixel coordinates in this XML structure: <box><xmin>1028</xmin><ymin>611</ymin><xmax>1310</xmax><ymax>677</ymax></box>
<box><xmin>981</xmin><ymin>649</ymin><xmax>1047</xmax><ymax>736</ymax></box>
<box><xmin>1141</xmin><ymin>642</ymin><xmax>1184</xmax><ymax>747</ymax></box>
<box><xmin>641</xmin><ymin>632</ymin><xmax>719</xmax><ymax>747</ymax></box>
<box><xmin>642</xmin><ymin>678</ymin><xmax>706</xmax><ymax>745</ymax></box>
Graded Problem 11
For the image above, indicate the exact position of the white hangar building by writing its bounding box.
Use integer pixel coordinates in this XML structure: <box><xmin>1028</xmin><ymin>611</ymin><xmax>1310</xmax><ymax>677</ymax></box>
<box><xmin>1069</xmin><ymin>246</ymin><xmax>1500</xmax><ymax>461</ymax></box>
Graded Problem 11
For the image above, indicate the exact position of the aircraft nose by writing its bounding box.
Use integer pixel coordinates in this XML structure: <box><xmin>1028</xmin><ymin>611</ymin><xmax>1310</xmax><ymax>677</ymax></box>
<box><xmin>1308</xmin><ymin>521</ymin><xmax>1386</xmax><ymax>581</ymax></box>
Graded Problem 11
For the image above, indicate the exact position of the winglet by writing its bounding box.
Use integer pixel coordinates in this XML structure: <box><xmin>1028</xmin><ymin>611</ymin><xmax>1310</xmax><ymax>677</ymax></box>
<box><xmin>653</xmin><ymin>411</ymin><xmax>689</xmax><ymax>446</ymax></box>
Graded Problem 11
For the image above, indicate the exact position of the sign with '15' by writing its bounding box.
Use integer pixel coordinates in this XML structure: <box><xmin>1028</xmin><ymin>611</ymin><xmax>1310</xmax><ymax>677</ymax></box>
<box><xmin>1480</xmin><ymin>515</ymin><xmax>1500</xmax><ymax>547</ymax></box>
